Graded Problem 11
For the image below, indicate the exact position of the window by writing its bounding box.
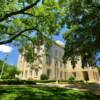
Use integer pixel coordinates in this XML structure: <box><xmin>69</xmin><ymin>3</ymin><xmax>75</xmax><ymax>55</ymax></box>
<box><xmin>47</xmin><ymin>69</ymin><xmax>51</xmax><ymax>79</ymax></box>
<box><xmin>64</xmin><ymin>72</ymin><xmax>66</xmax><ymax>80</ymax></box>
<box><xmin>35</xmin><ymin>69</ymin><xmax>38</xmax><ymax>76</ymax></box>
<box><xmin>83</xmin><ymin>71</ymin><xmax>89</xmax><ymax>81</ymax></box>
<box><xmin>60</xmin><ymin>61</ymin><xmax>62</xmax><ymax>67</ymax></box>
<box><xmin>25</xmin><ymin>70</ymin><xmax>27</xmax><ymax>78</ymax></box>
<box><xmin>60</xmin><ymin>71</ymin><xmax>63</xmax><ymax>80</ymax></box>
<box><xmin>30</xmin><ymin>70</ymin><xmax>32</xmax><ymax>76</ymax></box>
<box><xmin>46</xmin><ymin>55</ymin><xmax>52</xmax><ymax>66</ymax></box>
<box><xmin>72</xmin><ymin>72</ymin><xmax>76</xmax><ymax>77</ymax></box>
<box><xmin>55</xmin><ymin>49</ymin><xmax>58</xmax><ymax>57</ymax></box>
<box><xmin>64</xmin><ymin>64</ymin><xmax>66</xmax><ymax>68</ymax></box>
<box><xmin>21</xmin><ymin>72</ymin><xmax>23</xmax><ymax>77</ymax></box>
<box><xmin>55</xmin><ymin>60</ymin><xmax>58</xmax><ymax>67</ymax></box>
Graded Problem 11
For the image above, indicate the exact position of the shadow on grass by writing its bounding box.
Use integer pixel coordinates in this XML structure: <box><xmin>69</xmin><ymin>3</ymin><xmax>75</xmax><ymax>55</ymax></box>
<box><xmin>0</xmin><ymin>86</ymin><xmax>100</xmax><ymax>100</ymax></box>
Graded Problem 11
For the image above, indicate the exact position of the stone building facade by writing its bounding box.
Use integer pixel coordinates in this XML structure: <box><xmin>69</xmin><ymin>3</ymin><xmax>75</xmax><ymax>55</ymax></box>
<box><xmin>17</xmin><ymin>41</ymin><xmax>99</xmax><ymax>82</ymax></box>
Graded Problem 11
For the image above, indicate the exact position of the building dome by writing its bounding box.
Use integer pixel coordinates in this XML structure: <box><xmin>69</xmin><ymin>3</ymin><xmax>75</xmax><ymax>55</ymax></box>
<box><xmin>56</xmin><ymin>40</ymin><xmax>65</xmax><ymax>47</ymax></box>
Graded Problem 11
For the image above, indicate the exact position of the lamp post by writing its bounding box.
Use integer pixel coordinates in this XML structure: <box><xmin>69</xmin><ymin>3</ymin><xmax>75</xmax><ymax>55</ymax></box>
<box><xmin>55</xmin><ymin>60</ymin><xmax>58</xmax><ymax>84</ymax></box>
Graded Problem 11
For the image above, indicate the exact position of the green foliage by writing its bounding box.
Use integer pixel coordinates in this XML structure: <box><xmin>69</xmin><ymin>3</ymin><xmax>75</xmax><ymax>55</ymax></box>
<box><xmin>67</xmin><ymin>76</ymin><xmax>75</xmax><ymax>83</ymax></box>
<box><xmin>0</xmin><ymin>0</ymin><xmax>62</xmax><ymax>44</ymax></box>
<box><xmin>0</xmin><ymin>60</ymin><xmax>20</xmax><ymax>79</ymax></box>
<box><xmin>33</xmin><ymin>80</ymin><xmax>55</xmax><ymax>83</ymax></box>
<box><xmin>0</xmin><ymin>79</ymin><xmax>36</xmax><ymax>85</ymax></box>
<box><xmin>40</xmin><ymin>74</ymin><xmax>48</xmax><ymax>80</ymax></box>
<box><xmin>61</xmin><ymin>0</ymin><xmax>100</xmax><ymax>64</ymax></box>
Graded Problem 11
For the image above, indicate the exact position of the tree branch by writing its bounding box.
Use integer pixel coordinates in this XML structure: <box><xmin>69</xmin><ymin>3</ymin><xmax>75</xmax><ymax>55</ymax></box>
<box><xmin>0</xmin><ymin>0</ymin><xmax>41</xmax><ymax>22</ymax></box>
<box><xmin>0</xmin><ymin>28</ymin><xmax>35</xmax><ymax>45</ymax></box>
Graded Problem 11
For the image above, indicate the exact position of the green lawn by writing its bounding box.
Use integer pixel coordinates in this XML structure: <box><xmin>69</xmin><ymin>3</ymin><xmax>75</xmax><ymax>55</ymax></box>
<box><xmin>0</xmin><ymin>86</ymin><xmax>100</xmax><ymax>100</ymax></box>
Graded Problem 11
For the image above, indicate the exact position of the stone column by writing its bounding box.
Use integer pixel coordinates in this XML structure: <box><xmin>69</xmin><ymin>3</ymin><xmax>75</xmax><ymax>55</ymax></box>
<box><xmin>76</xmin><ymin>70</ymin><xmax>84</xmax><ymax>80</ymax></box>
<box><xmin>88</xmin><ymin>68</ymin><xmax>95</xmax><ymax>82</ymax></box>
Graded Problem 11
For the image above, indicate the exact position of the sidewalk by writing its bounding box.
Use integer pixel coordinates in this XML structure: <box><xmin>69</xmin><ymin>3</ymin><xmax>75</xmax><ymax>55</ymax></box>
<box><xmin>36</xmin><ymin>83</ymin><xmax>100</xmax><ymax>95</ymax></box>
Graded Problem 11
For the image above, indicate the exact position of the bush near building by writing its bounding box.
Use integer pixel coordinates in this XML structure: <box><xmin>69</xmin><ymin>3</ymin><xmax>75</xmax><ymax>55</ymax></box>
<box><xmin>40</xmin><ymin>74</ymin><xmax>48</xmax><ymax>80</ymax></box>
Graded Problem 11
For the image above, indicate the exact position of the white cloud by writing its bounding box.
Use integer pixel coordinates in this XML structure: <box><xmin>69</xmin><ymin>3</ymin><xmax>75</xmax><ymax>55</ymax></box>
<box><xmin>0</xmin><ymin>45</ymin><xmax>12</xmax><ymax>53</ymax></box>
<box><xmin>56</xmin><ymin>40</ymin><xmax>65</xmax><ymax>46</ymax></box>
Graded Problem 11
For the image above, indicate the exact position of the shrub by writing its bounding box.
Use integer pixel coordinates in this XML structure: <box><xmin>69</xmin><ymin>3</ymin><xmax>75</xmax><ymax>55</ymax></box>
<box><xmin>75</xmin><ymin>80</ymin><xmax>84</xmax><ymax>84</ymax></box>
<box><xmin>0</xmin><ymin>79</ymin><xmax>36</xmax><ymax>85</ymax></box>
<box><xmin>67</xmin><ymin>76</ymin><xmax>75</xmax><ymax>83</ymax></box>
<box><xmin>35</xmin><ymin>80</ymin><xmax>55</xmax><ymax>83</ymax></box>
<box><xmin>24</xmin><ymin>80</ymin><xmax>36</xmax><ymax>84</ymax></box>
<box><xmin>40</xmin><ymin>74</ymin><xmax>48</xmax><ymax>80</ymax></box>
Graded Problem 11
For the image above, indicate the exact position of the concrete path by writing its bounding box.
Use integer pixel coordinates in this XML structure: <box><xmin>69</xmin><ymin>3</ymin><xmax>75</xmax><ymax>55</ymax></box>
<box><xmin>36</xmin><ymin>83</ymin><xmax>100</xmax><ymax>95</ymax></box>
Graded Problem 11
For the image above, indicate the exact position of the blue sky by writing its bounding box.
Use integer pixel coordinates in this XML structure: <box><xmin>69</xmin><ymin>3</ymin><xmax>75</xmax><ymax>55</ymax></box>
<box><xmin>0</xmin><ymin>45</ymin><xmax>19</xmax><ymax>65</ymax></box>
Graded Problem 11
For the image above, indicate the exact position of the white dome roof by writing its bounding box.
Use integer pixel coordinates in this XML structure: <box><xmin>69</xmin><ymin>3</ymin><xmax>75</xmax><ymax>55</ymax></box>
<box><xmin>56</xmin><ymin>40</ymin><xmax>65</xmax><ymax>46</ymax></box>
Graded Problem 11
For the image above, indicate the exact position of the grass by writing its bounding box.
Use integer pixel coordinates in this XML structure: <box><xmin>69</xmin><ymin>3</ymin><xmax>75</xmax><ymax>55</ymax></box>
<box><xmin>0</xmin><ymin>85</ymin><xmax>100</xmax><ymax>100</ymax></box>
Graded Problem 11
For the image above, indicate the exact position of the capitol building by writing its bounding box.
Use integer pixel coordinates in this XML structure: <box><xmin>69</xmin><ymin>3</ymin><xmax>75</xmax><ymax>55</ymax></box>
<box><xmin>17</xmin><ymin>40</ymin><xmax>99</xmax><ymax>82</ymax></box>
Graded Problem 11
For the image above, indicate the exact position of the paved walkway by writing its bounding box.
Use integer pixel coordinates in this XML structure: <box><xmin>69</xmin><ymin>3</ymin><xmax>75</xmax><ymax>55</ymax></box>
<box><xmin>37</xmin><ymin>83</ymin><xmax>100</xmax><ymax>95</ymax></box>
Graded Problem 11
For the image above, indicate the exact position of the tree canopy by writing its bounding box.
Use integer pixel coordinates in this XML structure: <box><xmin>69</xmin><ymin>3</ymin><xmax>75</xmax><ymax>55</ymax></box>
<box><xmin>59</xmin><ymin>0</ymin><xmax>100</xmax><ymax>65</ymax></box>
<box><xmin>0</xmin><ymin>0</ymin><xmax>62</xmax><ymax>45</ymax></box>
<box><xmin>0</xmin><ymin>0</ymin><xmax>100</xmax><ymax>66</ymax></box>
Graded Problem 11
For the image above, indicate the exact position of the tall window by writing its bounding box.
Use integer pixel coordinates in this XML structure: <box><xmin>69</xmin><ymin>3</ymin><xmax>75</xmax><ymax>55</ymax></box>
<box><xmin>60</xmin><ymin>71</ymin><xmax>63</xmax><ymax>80</ymax></box>
<box><xmin>55</xmin><ymin>60</ymin><xmax>58</xmax><ymax>67</ymax></box>
<box><xmin>47</xmin><ymin>69</ymin><xmax>51</xmax><ymax>79</ymax></box>
<box><xmin>30</xmin><ymin>70</ymin><xmax>32</xmax><ymax>76</ymax></box>
<box><xmin>64</xmin><ymin>72</ymin><xmax>66</xmax><ymax>80</ymax></box>
<box><xmin>35</xmin><ymin>69</ymin><xmax>38</xmax><ymax>76</ymax></box>
<box><xmin>60</xmin><ymin>61</ymin><xmax>62</xmax><ymax>67</ymax></box>
<box><xmin>83</xmin><ymin>71</ymin><xmax>89</xmax><ymax>81</ymax></box>
<box><xmin>72</xmin><ymin>72</ymin><xmax>76</xmax><ymax>77</ymax></box>
<box><xmin>55</xmin><ymin>50</ymin><xmax>57</xmax><ymax>56</ymax></box>
<box><xmin>25</xmin><ymin>70</ymin><xmax>27</xmax><ymax>78</ymax></box>
<box><xmin>46</xmin><ymin>55</ymin><xmax>52</xmax><ymax>66</ymax></box>
<box><xmin>21</xmin><ymin>72</ymin><xmax>23</xmax><ymax>77</ymax></box>
<box><xmin>64</xmin><ymin>64</ymin><xmax>66</xmax><ymax>68</ymax></box>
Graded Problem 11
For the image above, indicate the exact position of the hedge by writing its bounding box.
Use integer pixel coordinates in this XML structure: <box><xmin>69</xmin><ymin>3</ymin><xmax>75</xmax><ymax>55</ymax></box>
<box><xmin>33</xmin><ymin>80</ymin><xmax>56</xmax><ymax>83</ymax></box>
<box><xmin>0</xmin><ymin>79</ymin><xmax>36</xmax><ymax>85</ymax></box>
<box><xmin>0</xmin><ymin>79</ymin><xmax>84</xmax><ymax>85</ymax></box>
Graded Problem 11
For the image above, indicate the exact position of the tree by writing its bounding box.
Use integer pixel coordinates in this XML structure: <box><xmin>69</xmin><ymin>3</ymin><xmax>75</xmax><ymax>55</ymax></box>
<box><xmin>59</xmin><ymin>0</ymin><xmax>100</xmax><ymax>65</ymax></box>
<box><xmin>0</xmin><ymin>0</ymin><xmax>62</xmax><ymax>45</ymax></box>
<box><xmin>0</xmin><ymin>0</ymin><xmax>39</xmax><ymax>44</ymax></box>
<box><xmin>0</xmin><ymin>60</ymin><xmax>20</xmax><ymax>79</ymax></box>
